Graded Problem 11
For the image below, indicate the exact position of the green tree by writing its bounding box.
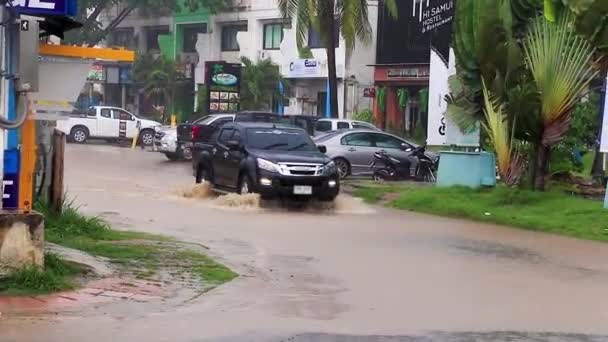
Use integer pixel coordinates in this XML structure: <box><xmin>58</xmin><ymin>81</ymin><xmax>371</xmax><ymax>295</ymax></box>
<box><xmin>277</xmin><ymin>0</ymin><xmax>397</xmax><ymax>118</ymax></box>
<box><xmin>134</xmin><ymin>53</ymin><xmax>185</xmax><ymax>120</ymax></box>
<box><xmin>65</xmin><ymin>0</ymin><xmax>228</xmax><ymax>47</ymax></box>
<box><xmin>239</xmin><ymin>57</ymin><xmax>288</xmax><ymax>111</ymax></box>
<box><xmin>447</xmin><ymin>0</ymin><xmax>603</xmax><ymax>190</ymax></box>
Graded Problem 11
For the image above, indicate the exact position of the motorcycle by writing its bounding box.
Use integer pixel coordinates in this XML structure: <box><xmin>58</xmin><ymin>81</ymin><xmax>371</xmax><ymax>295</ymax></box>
<box><xmin>370</xmin><ymin>144</ymin><xmax>438</xmax><ymax>183</ymax></box>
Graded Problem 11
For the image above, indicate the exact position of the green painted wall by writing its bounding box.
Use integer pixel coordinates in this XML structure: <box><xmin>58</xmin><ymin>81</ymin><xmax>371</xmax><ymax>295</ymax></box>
<box><xmin>158</xmin><ymin>0</ymin><xmax>210</xmax><ymax>120</ymax></box>
<box><xmin>158</xmin><ymin>34</ymin><xmax>175</xmax><ymax>59</ymax></box>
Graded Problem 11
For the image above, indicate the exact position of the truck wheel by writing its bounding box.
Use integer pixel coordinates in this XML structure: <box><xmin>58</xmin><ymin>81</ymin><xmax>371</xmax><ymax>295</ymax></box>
<box><xmin>238</xmin><ymin>175</ymin><xmax>253</xmax><ymax>195</ymax></box>
<box><xmin>181</xmin><ymin>146</ymin><xmax>193</xmax><ymax>161</ymax></box>
<box><xmin>164</xmin><ymin>153</ymin><xmax>179</xmax><ymax>161</ymax></box>
<box><xmin>70</xmin><ymin>127</ymin><xmax>88</xmax><ymax>144</ymax></box>
<box><xmin>195</xmin><ymin>165</ymin><xmax>210</xmax><ymax>184</ymax></box>
<box><xmin>139</xmin><ymin>130</ymin><xmax>154</xmax><ymax>146</ymax></box>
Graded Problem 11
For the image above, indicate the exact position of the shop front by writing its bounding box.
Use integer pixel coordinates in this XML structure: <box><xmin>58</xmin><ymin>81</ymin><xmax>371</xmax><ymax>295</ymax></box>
<box><xmin>372</xmin><ymin>64</ymin><xmax>429</xmax><ymax>137</ymax></box>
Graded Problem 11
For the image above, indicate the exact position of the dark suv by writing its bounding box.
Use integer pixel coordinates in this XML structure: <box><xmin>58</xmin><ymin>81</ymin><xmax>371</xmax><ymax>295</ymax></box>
<box><xmin>195</xmin><ymin>122</ymin><xmax>340</xmax><ymax>201</ymax></box>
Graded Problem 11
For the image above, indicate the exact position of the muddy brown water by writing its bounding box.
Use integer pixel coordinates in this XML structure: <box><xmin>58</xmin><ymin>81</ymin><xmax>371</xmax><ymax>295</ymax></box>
<box><xmin>3</xmin><ymin>144</ymin><xmax>608</xmax><ymax>342</ymax></box>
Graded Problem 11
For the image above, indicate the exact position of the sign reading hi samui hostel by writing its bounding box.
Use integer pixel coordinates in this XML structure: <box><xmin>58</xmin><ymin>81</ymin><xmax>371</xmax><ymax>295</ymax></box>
<box><xmin>413</xmin><ymin>0</ymin><xmax>455</xmax><ymax>34</ymax></box>
<box><xmin>11</xmin><ymin>0</ymin><xmax>77</xmax><ymax>16</ymax></box>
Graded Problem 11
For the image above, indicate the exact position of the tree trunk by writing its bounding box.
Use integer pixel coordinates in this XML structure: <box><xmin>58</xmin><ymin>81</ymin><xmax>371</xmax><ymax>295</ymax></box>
<box><xmin>529</xmin><ymin>143</ymin><xmax>538</xmax><ymax>190</ymax></box>
<box><xmin>325</xmin><ymin>4</ymin><xmax>339</xmax><ymax>119</ymax></box>
<box><xmin>534</xmin><ymin>144</ymin><xmax>551</xmax><ymax>191</ymax></box>
<box><xmin>591</xmin><ymin>75</ymin><xmax>607</xmax><ymax>184</ymax></box>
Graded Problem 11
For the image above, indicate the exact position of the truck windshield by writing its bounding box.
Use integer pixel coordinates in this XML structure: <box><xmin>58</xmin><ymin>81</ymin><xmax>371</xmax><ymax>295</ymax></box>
<box><xmin>247</xmin><ymin>128</ymin><xmax>316</xmax><ymax>151</ymax></box>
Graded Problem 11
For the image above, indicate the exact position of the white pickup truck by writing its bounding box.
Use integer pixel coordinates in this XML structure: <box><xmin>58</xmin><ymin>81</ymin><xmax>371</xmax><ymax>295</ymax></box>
<box><xmin>57</xmin><ymin>106</ymin><xmax>161</xmax><ymax>145</ymax></box>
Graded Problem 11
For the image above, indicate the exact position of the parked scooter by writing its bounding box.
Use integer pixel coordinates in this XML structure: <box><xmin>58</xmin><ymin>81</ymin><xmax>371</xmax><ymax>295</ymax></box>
<box><xmin>370</xmin><ymin>144</ymin><xmax>438</xmax><ymax>183</ymax></box>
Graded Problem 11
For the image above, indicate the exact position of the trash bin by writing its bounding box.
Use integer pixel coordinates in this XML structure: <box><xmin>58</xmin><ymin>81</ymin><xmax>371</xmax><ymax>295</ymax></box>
<box><xmin>437</xmin><ymin>151</ymin><xmax>496</xmax><ymax>188</ymax></box>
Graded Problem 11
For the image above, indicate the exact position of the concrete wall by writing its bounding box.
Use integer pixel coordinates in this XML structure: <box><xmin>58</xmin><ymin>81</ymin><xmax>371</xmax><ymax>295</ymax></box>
<box><xmin>0</xmin><ymin>212</ymin><xmax>44</xmax><ymax>275</ymax></box>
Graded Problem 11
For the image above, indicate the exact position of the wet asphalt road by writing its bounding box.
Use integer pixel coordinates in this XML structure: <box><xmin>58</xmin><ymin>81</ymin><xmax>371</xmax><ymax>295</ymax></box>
<box><xmin>2</xmin><ymin>143</ymin><xmax>608</xmax><ymax>342</ymax></box>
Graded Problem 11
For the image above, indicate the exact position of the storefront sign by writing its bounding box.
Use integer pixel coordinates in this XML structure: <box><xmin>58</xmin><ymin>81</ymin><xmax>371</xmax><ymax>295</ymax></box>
<box><xmin>387</xmin><ymin>67</ymin><xmax>429</xmax><ymax>79</ymax></box>
<box><xmin>413</xmin><ymin>0</ymin><xmax>455</xmax><ymax>34</ymax></box>
<box><xmin>286</xmin><ymin>59</ymin><xmax>322</xmax><ymax>78</ymax></box>
<box><xmin>205</xmin><ymin>61</ymin><xmax>242</xmax><ymax>114</ymax></box>
<box><xmin>11</xmin><ymin>0</ymin><xmax>77</xmax><ymax>16</ymax></box>
<box><xmin>87</xmin><ymin>65</ymin><xmax>104</xmax><ymax>81</ymax></box>
<box><xmin>600</xmin><ymin>73</ymin><xmax>608</xmax><ymax>153</ymax></box>
<box><xmin>363</xmin><ymin>88</ymin><xmax>376</xmax><ymax>98</ymax></box>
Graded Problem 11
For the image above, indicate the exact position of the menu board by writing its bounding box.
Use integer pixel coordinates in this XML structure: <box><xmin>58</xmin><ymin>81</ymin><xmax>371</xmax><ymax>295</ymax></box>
<box><xmin>205</xmin><ymin>61</ymin><xmax>242</xmax><ymax>114</ymax></box>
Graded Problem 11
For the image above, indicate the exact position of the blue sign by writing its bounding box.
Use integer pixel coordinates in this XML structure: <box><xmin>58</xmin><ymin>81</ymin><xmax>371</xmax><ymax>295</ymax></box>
<box><xmin>11</xmin><ymin>0</ymin><xmax>77</xmax><ymax>16</ymax></box>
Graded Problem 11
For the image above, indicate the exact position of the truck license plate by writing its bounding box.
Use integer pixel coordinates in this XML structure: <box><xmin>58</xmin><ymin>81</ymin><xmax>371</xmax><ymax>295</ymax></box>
<box><xmin>293</xmin><ymin>185</ymin><xmax>313</xmax><ymax>195</ymax></box>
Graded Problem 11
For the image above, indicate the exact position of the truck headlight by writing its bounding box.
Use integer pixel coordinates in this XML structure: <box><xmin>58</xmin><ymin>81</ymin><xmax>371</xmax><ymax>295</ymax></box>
<box><xmin>257</xmin><ymin>158</ymin><xmax>280</xmax><ymax>173</ymax></box>
<box><xmin>322</xmin><ymin>161</ymin><xmax>336</xmax><ymax>175</ymax></box>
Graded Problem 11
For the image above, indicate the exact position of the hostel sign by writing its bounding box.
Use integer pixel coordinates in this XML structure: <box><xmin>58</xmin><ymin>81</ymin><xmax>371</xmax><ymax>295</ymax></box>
<box><xmin>413</xmin><ymin>0</ymin><xmax>455</xmax><ymax>34</ymax></box>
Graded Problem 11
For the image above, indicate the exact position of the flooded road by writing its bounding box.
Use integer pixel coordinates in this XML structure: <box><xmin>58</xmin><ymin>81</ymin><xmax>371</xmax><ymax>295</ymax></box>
<box><xmin>2</xmin><ymin>144</ymin><xmax>608</xmax><ymax>341</ymax></box>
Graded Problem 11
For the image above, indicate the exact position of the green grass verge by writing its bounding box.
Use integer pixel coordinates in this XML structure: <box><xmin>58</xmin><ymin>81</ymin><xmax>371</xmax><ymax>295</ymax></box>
<box><xmin>354</xmin><ymin>184</ymin><xmax>608</xmax><ymax>242</ymax></box>
<box><xmin>0</xmin><ymin>254</ymin><xmax>86</xmax><ymax>295</ymax></box>
<box><xmin>33</xmin><ymin>201</ymin><xmax>236</xmax><ymax>289</ymax></box>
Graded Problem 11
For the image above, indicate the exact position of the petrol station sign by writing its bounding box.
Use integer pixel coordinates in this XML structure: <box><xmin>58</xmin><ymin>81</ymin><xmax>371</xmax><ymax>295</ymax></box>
<box><xmin>11</xmin><ymin>0</ymin><xmax>77</xmax><ymax>16</ymax></box>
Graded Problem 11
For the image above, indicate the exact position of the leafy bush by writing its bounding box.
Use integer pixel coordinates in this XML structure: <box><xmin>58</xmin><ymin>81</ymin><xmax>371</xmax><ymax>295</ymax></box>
<box><xmin>352</xmin><ymin>109</ymin><xmax>374</xmax><ymax>124</ymax></box>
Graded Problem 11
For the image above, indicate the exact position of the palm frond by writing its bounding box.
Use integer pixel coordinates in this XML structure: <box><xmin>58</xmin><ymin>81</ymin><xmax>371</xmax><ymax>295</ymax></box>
<box><xmin>523</xmin><ymin>14</ymin><xmax>599</xmax><ymax>131</ymax></box>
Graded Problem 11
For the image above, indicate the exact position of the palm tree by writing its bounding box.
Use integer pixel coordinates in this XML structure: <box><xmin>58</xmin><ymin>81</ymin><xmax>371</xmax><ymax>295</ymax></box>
<box><xmin>240</xmin><ymin>57</ymin><xmax>288</xmax><ymax>111</ymax></box>
<box><xmin>134</xmin><ymin>54</ymin><xmax>185</xmax><ymax>121</ymax></box>
<box><xmin>278</xmin><ymin>0</ymin><xmax>397</xmax><ymax>118</ymax></box>
<box><xmin>523</xmin><ymin>14</ymin><xmax>598</xmax><ymax>190</ymax></box>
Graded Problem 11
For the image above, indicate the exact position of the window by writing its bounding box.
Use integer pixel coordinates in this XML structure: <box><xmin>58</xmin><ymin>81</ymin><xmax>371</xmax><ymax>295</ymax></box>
<box><xmin>210</xmin><ymin>117</ymin><xmax>234</xmax><ymax>128</ymax></box>
<box><xmin>246</xmin><ymin>128</ymin><xmax>316</xmax><ymax>151</ymax></box>
<box><xmin>337</xmin><ymin>122</ymin><xmax>350</xmax><ymax>130</ymax></box>
<box><xmin>100</xmin><ymin>109</ymin><xmax>112</xmax><ymax>118</ymax></box>
<box><xmin>145</xmin><ymin>26</ymin><xmax>170</xmax><ymax>52</ymax></box>
<box><xmin>263</xmin><ymin>23</ymin><xmax>284</xmax><ymax>50</ymax></box>
<box><xmin>232</xmin><ymin>130</ymin><xmax>241</xmax><ymax>142</ymax></box>
<box><xmin>113</xmin><ymin>110</ymin><xmax>133</xmax><ymax>121</ymax></box>
<box><xmin>373</xmin><ymin>133</ymin><xmax>408</xmax><ymax>149</ymax></box>
<box><xmin>112</xmin><ymin>28</ymin><xmax>134</xmax><ymax>49</ymax></box>
<box><xmin>182</xmin><ymin>24</ymin><xmax>207</xmax><ymax>53</ymax></box>
<box><xmin>218</xmin><ymin>129</ymin><xmax>235</xmax><ymax>145</ymax></box>
<box><xmin>221</xmin><ymin>24</ymin><xmax>248</xmax><ymax>51</ymax></box>
<box><xmin>308</xmin><ymin>22</ymin><xmax>339</xmax><ymax>49</ymax></box>
<box><xmin>352</xmin><ymin>122</ymin><xmax>375</xmax><ymax>130</ymax></box>
<box><xmin>87</xmin><ymin>108</ymin><xmax>97</xmax><ymax>117</ymax></box>
<box><xmin>342</xmin><ymin>133</ymin><xmax>373</xmax><ymax>147</ymax></box>
<box><xmin>315</xmin><ymin>121</ymin><xmax>332</xmax><ymax>132</ymax></box>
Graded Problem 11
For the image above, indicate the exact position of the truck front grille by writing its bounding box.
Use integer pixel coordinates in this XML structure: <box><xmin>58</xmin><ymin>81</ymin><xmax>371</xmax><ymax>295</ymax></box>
<box><xmin>277</xmin><ymin>163</ymin><xmax>323</xmax><ymax>176</ymax></box>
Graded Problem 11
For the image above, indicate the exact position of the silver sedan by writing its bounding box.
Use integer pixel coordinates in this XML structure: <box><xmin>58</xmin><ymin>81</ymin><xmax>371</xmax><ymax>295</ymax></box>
<box><xmin>314</xmin><ymin>129</ymin><xmax>423</xmax><ymax>178</ymax></box>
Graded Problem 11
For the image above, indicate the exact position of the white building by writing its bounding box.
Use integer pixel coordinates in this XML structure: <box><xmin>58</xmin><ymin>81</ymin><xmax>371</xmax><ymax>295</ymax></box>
<box><xmin>102</xmin><ymin>0</ymin><xmax>380</xmax><ymax>118</ymax></box>
<box><xmin>194</xmin><ymin>0</ymin><xmax>379</xmax><ymax>118</ymax></box>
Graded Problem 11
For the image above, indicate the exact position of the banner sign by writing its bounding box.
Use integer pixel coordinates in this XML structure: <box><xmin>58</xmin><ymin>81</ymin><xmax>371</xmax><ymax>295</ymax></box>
<box><xmin>205</xmin><ymin>61</ymin><xmax>242</xmax><ymax>114</ymax></box>
<box><xmin>423</xmin><ymin>0</ymin><xmax>479</xmax><ymax>146</ymax></box>
<box><xmin>413</xmin><ymin>0</ymin><xmax>455</xmax><ymax>34</ymax></box>
<box><xmin>600</xmin><ymin>74</ymin><xmax>608</xmax><ymax>153</ymax></box>
<box><xmin>11</xmin><ymin>0</ymin><xmax>77</xmax><ymax>16</ymax></box>
<box><xmin>286</xmin><ymin>59</ymin><xmax>322</xmax><ymax>78</ymax></box>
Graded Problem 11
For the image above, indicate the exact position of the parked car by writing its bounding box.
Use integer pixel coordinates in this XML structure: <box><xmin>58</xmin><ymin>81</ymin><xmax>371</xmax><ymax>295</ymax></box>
<box><xmin>57</xmin><ymin>106</ymin><xmax>161</xmax><ymax>145</ymax></box>
<box><xmin>153</xmin><ymin>126</ymin><xmax>193</xmax><ymax>161</ymax></box>
<box><xmin>314</xmin><ymin>118</ymin><xmax>379</xmax><ymax>136</ymax></box>
<box><xmin>314</xmin><ymin>129</ymin><xmax>438</xmax><ymax>179</ymax></box>
<box><xmin>194</xmin><ymin>122</ymin><xmax>340</xmax><ymax>201</ymax></box>
<box><xmin>280</xmin><ymin>115</ymin><xmax>321</xmax><ymax>136</ymax></box>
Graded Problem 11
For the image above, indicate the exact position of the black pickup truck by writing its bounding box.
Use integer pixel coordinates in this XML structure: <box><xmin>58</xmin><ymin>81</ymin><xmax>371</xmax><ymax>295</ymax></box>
<box><xmin>194</xmin><ymin>122</ymin><xmax>340</xmax><ymax>201</ymax></box>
